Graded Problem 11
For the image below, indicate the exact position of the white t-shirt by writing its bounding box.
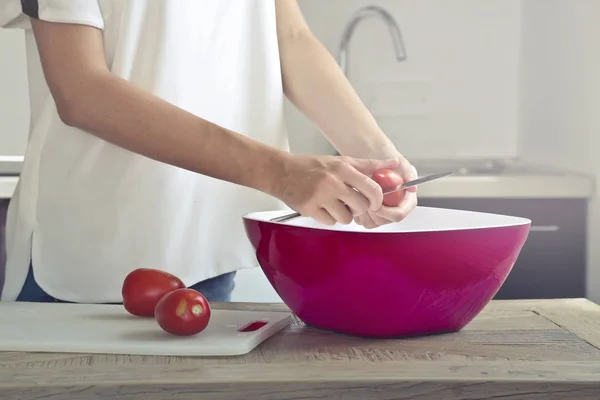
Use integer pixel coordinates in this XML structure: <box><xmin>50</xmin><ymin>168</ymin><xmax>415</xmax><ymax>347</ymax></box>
<box><xmin>0</xmin><ymin>0</ymin><xmax>289</xmax><ymax>302</ymax></box>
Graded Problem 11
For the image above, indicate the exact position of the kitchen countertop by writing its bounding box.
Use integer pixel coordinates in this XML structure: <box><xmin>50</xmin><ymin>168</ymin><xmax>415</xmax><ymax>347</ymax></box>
<box><xmin>0</xmin><ymin>158</ymin><xmax>595</xmax><ymax>199</ymax></box>
<box><xmin>412</xmin><ymin>158</ymin><xmax>595</xmax><ymax>199</ymax></box>
<box><xmin>416</xmin><ymin>174</ymin><xmax>594</xmax><ymax>198</ymax></box>
<box><xmin>2</xmin><ymin>299</ymin><xmax>600</xmax><ymax>399</ymax></box>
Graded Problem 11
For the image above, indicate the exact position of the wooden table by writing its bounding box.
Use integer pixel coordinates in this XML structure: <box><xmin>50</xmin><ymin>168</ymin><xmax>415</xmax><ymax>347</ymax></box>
<box><xmin>2</xmin><ymin>299</ymin><xmax>600</xmax><ymax>399</ymax></box>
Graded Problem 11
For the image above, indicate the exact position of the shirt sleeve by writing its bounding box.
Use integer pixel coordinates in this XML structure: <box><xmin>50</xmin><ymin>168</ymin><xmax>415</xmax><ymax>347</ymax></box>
<box><xmin>0</xmin><ymin>0</ymin><xmax>104</xmax><ymax>30</ymax></box>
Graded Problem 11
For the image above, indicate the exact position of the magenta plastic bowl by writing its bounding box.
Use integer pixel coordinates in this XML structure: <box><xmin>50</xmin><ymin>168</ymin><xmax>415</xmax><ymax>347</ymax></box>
<box><xmin>242</xmin><ymin>206</ymin><xmax>531</xmax><ymax>338</ymax></box>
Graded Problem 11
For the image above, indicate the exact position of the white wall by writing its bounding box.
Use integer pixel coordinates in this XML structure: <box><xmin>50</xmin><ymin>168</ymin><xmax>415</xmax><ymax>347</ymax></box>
<box><xmin>288</xmin><ymin>0</ymin><xmax>523</xmax><ymax>159</ymax></box>
<box><xmin>0</xmin><ymin>30</ymin><xmax>29</xmax><ymax>155</ymax></box>
<box><xmin>0</xmin><ymin>0</ymin><xmax>524</xmax><ymax>159</ymax></box>
<box><xmin>518</xmin><ymin>0</ymin><xmax>600</xmax><ymax>301</ymax></box>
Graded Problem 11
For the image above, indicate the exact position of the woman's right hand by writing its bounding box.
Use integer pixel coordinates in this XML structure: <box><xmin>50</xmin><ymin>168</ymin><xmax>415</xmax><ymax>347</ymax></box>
<box><xmin>272</xmin><ymin>155</ymin><xmax>399</xmax><ymax>226</ymax></box>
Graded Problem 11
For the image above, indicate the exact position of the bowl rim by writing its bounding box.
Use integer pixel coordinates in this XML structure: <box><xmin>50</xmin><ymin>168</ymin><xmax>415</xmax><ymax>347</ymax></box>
<box><xmin>242</xmin><ymin>206</ymin><xmax>532</xmax><ymax>234</ymax></box>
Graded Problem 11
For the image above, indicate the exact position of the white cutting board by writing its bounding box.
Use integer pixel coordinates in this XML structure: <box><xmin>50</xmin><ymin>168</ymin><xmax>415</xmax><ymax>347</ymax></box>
<box><xmin>0</xmin><ymin>302</ymin><xmax>292</xmax><ymax>356</ymax></box>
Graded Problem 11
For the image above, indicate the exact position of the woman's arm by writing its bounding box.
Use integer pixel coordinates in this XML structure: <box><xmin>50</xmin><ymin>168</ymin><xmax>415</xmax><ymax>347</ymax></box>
<box><xmin>274</xmin><ymin>0</ymin><xmax>417</xmax><ymax>227</ymax></box>
<box><xmin>30</xmin><ymin>19</ymin><xmax>287</xmax><ymax>197</ymax></box>
<box><xmin>28</xmin><ymin>18</ymin><xmax>397</xmax><ymax>226</ymax></box>
<box><xmin>274</xmin><ymin>0</ymin><xmax>398</xmax><ymax>160</ymax></box>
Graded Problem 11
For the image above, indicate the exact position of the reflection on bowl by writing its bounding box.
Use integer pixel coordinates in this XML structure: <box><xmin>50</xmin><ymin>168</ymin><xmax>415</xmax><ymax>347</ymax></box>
<box><xmin>243</xmin><ymin>206</ymin><xmax>531</xmax><ymax>338</ymax></box>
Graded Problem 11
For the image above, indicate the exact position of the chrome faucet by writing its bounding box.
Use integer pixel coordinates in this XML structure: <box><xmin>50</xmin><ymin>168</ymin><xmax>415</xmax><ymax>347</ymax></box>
<box><xmin>338</xmin><ymin>5</ymin><xmax>407</xmax><ymax>76</ymax></box>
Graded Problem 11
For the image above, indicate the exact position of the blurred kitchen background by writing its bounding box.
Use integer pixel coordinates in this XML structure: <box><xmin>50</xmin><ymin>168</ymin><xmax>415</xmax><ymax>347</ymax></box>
<box><xmin>1</xmin><ymin>0</ymin><xmax>599</xmax><ymax>303</ymax></box>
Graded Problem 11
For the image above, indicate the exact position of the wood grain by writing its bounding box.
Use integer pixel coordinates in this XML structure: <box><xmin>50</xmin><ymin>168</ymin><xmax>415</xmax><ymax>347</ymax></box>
<box><xmin>2</xmin><ymin>299</ymin><xmax>600</xmax><ymax>399</ymax></box>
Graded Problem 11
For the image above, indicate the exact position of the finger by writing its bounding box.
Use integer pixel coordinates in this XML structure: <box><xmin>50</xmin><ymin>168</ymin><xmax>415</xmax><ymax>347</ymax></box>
<box><xmin>400</xmin><ymin>191</ymin><xmax>418</xmax><ymax>215</ymax></box>
<box><xmin>337</xmin><ymin>165</ymin><xmax>384</xmax><ymax>212</ymax></box>
<box><xmin>324</xmin><ymin>200</ymin><xmax>354</xmax><ymax>225</ymax></box>
<box><xmin>349</xmin><ymin>157</ymin><xmax>400</xmax><ymax>175</ymax></box>
<box><xmin>339</xmin><ymin>187</ymin><xmax>370</xmax><ymax>216</ymax></box>
<box><xmin>376</xmin><ymin>192</ymin><xmax>418</xmax><ymax>222</ymax></box>
<box><xmin>411</xmin><ymin>164</ymin><xmax>418</xmax><ymax>178</ymax></box>
<box><xmin>358</xmin><ymin>212</ymin><xmax>379</xmax><ymax>229</ymax></box>
<box><xmin>368</xmin><ymin>210</ymin><xmax>391</xmax><ymax>227</ymax></box>
<box><xmin>400</xmin><ymin>162</ymin><xmax>419</xmax><ymax>193</ymax></box>
<box><xmin>312</xmin><ymin>208</ymin><xmax>337</xmax><ymax>226</ymax></box>
<box><xmin>354</xmin><ymin>215</ymin><xmax>371</xmax><ymax>227</ymax></box>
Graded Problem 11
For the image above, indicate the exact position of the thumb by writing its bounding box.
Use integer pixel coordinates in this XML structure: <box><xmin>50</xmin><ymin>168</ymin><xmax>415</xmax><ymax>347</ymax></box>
<box><xmin>351</xmin><ymin>158</ymin><xmax>400</xmax><ymax>174</ymax></box>
<box><xmin>403</xmin><ymin>164</ymin><xmax>419</xmax><ymax>193</ymax></box>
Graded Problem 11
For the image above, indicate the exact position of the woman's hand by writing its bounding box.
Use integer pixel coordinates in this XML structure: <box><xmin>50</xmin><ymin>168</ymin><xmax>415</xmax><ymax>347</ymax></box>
<box><xmin>274</xmin><ymin>155</ymin><xmax>400</xmax><ymax>226</ymax></box>
<box><xmin>354</xmin><ymin>155</ymin><xmax>418</xmax><ymax>229</ymax></box>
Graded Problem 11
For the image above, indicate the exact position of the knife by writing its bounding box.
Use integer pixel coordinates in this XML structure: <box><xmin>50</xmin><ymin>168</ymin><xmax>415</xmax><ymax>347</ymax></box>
<box><xmin>382</xmin><ymin>171</ymin><xmax>454</xmax><ymax>194</ymax></box>
<box><xmin>270</xmin><ymin>171</ymin><xmax>455</xmax><ymax>223</ymax></box>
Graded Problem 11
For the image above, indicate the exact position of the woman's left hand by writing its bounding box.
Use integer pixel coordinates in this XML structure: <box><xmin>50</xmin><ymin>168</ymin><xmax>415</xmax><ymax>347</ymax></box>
<box><xmin>355</xmin><ymin>155</ymin><xmax>418</xmax><ymax>229</ymax></box>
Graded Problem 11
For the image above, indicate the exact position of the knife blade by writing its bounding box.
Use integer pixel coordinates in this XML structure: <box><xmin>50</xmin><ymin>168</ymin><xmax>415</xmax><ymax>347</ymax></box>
<box><xmin>382</xmin><ymin>171</ymin><xmax>455</xmax><ymax>194</ymax></box>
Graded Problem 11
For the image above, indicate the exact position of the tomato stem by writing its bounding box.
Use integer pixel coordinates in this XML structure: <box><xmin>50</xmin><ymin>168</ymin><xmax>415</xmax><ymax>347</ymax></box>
<box><xmin>191</xmin><ymin>305</ymin><xmax>203</xmax><ymax>316</ymax></box>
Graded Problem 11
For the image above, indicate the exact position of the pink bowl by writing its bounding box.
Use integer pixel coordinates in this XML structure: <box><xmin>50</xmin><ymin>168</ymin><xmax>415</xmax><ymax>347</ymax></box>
<box><xmin>242</xmin><ymin>206</ymin><xmax>531</xmax><ymax>338</ymax></box>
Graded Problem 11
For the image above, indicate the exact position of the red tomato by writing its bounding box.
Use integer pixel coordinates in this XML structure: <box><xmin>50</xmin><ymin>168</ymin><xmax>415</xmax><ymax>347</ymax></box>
<box><xmin>122</xmin><ymin>268</ymin><xmax>186</xmax><ymax>317</ymax></box>
<box><xmin>371</xmin><ymin>168</ymin><xmax>405</xmax><ymax>207</ymax></box>
<box><xmin>154</xmin><ymin>288</ymin><xmax>211</xmax><ymax>336</ymax></box>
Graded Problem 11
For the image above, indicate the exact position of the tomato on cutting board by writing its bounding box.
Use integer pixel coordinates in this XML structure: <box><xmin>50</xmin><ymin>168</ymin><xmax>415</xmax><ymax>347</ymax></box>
<box><xmin>154</xmin><ymin>288</ymin><xmax>211</xmax><ymax>336</ymax></box>
<box><xmin>122</xmin><ymin>268</ymin><xmax>186</xmax><ymax>317</ymax></box>
<box><xmin>371</xmin><ymin>168</ymin><xmax>405</xmax><ymax>207</ymax></box>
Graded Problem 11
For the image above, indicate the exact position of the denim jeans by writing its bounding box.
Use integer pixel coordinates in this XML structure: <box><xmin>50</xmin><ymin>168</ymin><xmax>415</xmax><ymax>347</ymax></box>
<box><xmin>15</xmin><ymin>264</ymin><xmax>236</xmax><ymax>303</ymax></box>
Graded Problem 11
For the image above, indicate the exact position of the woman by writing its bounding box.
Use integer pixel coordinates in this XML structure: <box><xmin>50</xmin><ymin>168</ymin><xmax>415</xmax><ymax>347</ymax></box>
<box><xmin>0</xmin><ymin>0</ymin><xmax>417</xmax><ymax>303</ymax></box>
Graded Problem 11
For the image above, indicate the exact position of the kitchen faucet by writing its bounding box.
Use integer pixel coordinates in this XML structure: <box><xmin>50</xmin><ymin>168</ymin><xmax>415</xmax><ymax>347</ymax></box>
<box><xmin>331</xmin><ymin>5</ymin><xmax>407</xmax><ymax>155</ymax></box>
<box><xmin>338</xmin><ymin>5</ymin><xmax>407</xmax><ymax>76</ymax></box>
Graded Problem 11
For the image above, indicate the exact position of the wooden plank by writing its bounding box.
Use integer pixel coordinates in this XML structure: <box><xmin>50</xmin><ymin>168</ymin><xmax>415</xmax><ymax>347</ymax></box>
<box><xmin>2</xmin><ymin>359</ymin><xmax>600</xmax><ymax>384</ymax></box>
<box><xmin>210</xmin><ymin>300</ymin><xmax>564</xmax><ymax>330</ymax></box>
<box><xmin>462</xmin><ymin>310</ymin><xmax>561</xmax><ymax>330</ymax></box>
<box><xmin>2</xmin><ymin>299</ymin><xmax>600</xmax><ymax>400</ymax></box>
<box><xmin>2</xmin><ymin>382</ymin><xmax>599</xmax><ymax>400</ymax></box>
<box><xmin>1</xmin><ymin>361</ymin><xmax>600</xmax><ymax>400</ymax></box>
<box><xmin>532</xmin><ymin>298</ymin><xmax>600</xmax><ymax>350</ymax></box>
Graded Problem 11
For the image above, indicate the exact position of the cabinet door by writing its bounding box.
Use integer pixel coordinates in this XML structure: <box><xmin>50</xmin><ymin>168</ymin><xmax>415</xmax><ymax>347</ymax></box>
<box><xmin>417</xmin><ymin>198</ymin><xmax>587</xmax><ymax>299</ymax></box>
<box><xmin>0</xmin><ymin>199</ymin><xmax>7</xmax><ymax>296</ymax></box>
